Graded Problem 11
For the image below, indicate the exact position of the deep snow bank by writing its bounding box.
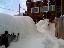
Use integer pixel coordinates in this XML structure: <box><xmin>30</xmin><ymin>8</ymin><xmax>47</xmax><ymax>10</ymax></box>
<box><xmin>36</xmin><ymin>19</ymin><xmax>64</xmax><ymax>48</ymax></box>
<box><xmin>0</xmin><ymin>13</ymin><xmax>13</xmax><ymax>34</ymax></box>
<box><xmin>36</xmin><ymin>19</ymin><xmax>49</xmax><ymax>33</ymax></box>
<box><xmin>36</xmin><ymin>19</ymin><xmax>55</xmax><ymax>37</ymax></box>
<box><xmin>0</xmin><ymin>13</ymin><xmax>64</xmax><ymax>48</ymax></box>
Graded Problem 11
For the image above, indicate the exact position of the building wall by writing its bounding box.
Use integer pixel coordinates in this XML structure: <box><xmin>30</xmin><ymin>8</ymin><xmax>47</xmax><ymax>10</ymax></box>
<box><xmin>55</xmin><ymin>0</ymin><xmax>64</xmax><ymax>17</ymax></box>
<box><xmin>62</xmin><ymin>0</ymin><xmax>64</xmax><ymax>15</ymax></box>
<box><xmin>55</xmin><ymin>0</ymin><xmax>61</xmax><ymax>17</ymax></box>
<box><xmin>26</xmin><ymin>0</ymin><xmax>56</xmax><ymax>23</ymax></box>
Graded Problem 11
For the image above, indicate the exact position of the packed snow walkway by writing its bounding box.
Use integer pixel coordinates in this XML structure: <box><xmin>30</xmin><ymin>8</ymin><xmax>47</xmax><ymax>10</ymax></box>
<box><xmin>0</xmin><ymin>13</ymin><xmax>64</xmax><ymax>48</ymax></box>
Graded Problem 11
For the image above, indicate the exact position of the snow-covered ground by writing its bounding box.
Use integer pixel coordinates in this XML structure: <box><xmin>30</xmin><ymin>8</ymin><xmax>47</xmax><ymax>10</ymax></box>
<box><xmin>0</xmin><ymin>13</ymin><xmax>64</xmax><ymax>48</ymax></box>
<box><xmin>36</xmin><ymin>19</ymin><xmax>64</xmax><ymax>48</ymax></box>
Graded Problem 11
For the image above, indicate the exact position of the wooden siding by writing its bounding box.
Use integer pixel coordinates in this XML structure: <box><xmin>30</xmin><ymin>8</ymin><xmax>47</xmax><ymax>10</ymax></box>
<box><xmin>55</xmin><ymin>17</ymin><xmax>64</xmax><ymax>39</ymax></box>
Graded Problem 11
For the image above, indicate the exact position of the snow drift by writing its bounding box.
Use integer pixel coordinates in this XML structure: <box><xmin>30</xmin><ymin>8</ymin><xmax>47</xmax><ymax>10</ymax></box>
<box><xmin>0</xmin><ymin>13</ymin><xmax>64</xmax><ymax>48</ymax></box>
<box><xmin>36</xmin><ymin>19</ymin><xmax>55</xmax><ymax>37</ymax></box>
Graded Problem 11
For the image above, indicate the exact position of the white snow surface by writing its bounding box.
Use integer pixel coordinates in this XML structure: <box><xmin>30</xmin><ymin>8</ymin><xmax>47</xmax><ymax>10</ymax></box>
<box><xmin>0</xmin><ymin>13</ymin><xmax>64</xmax><ymax>48</ymax></box>
<box><xmin>36</xmin><ymin>19</ymin><xmax>64</xmax><ymax>48</ymax></box>
<box><xmin>36</xmin><ymin>19</ymin><xmax>55</xmax><ymax>37</ymax></box>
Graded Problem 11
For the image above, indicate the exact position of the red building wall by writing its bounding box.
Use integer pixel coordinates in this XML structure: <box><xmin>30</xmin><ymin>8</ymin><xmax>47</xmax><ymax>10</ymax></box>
<box><xmin>26</xmin><ymin>0</ymin><xmax>56</xmax><ymax>23</ymax></box>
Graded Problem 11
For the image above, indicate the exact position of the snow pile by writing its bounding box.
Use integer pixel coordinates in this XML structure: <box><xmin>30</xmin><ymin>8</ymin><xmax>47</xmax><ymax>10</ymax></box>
<box><xmin>36</xmin><ymin>19</ymin><xmax>55</xmax><ymax>37</ymax></box>
<box><xmin>0</xmin><ymin>13</ymin><xmax>64</xmax><ymax>48</ymax></box>
<box><xmin>0</xmin><ymin>13</ymin><xmax>13</xmax><ymax>34</ymax></box>
<box><xmin>49</xmin><ymin>22</ymin><xmax>55</xmax><ymax>37</ymax></box>
<box><xmin>36</xmin><ymin>19</ymin><xmax>64</xmax><ymax>48</ymax></box>
<box><xmin>36</xmin><ymin>19</ymin><xmax>50</xmax><ymax>34</ymax></box>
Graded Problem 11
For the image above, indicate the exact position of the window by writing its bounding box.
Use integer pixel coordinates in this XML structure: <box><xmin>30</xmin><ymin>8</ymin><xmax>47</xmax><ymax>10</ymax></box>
<box><xmin>31</xmin><ymin>7</ymin><xmax>39</xmax><ymax>13</ymax></box>
<box><xmin>40</xmin><ymin>6</ymin><xmax>48</xmax><ymax>13</ymax></box>
<box><xmin>49</xmin><ymin>5</ymin><xmax>55</xmax><ymax>11</ymax></box>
